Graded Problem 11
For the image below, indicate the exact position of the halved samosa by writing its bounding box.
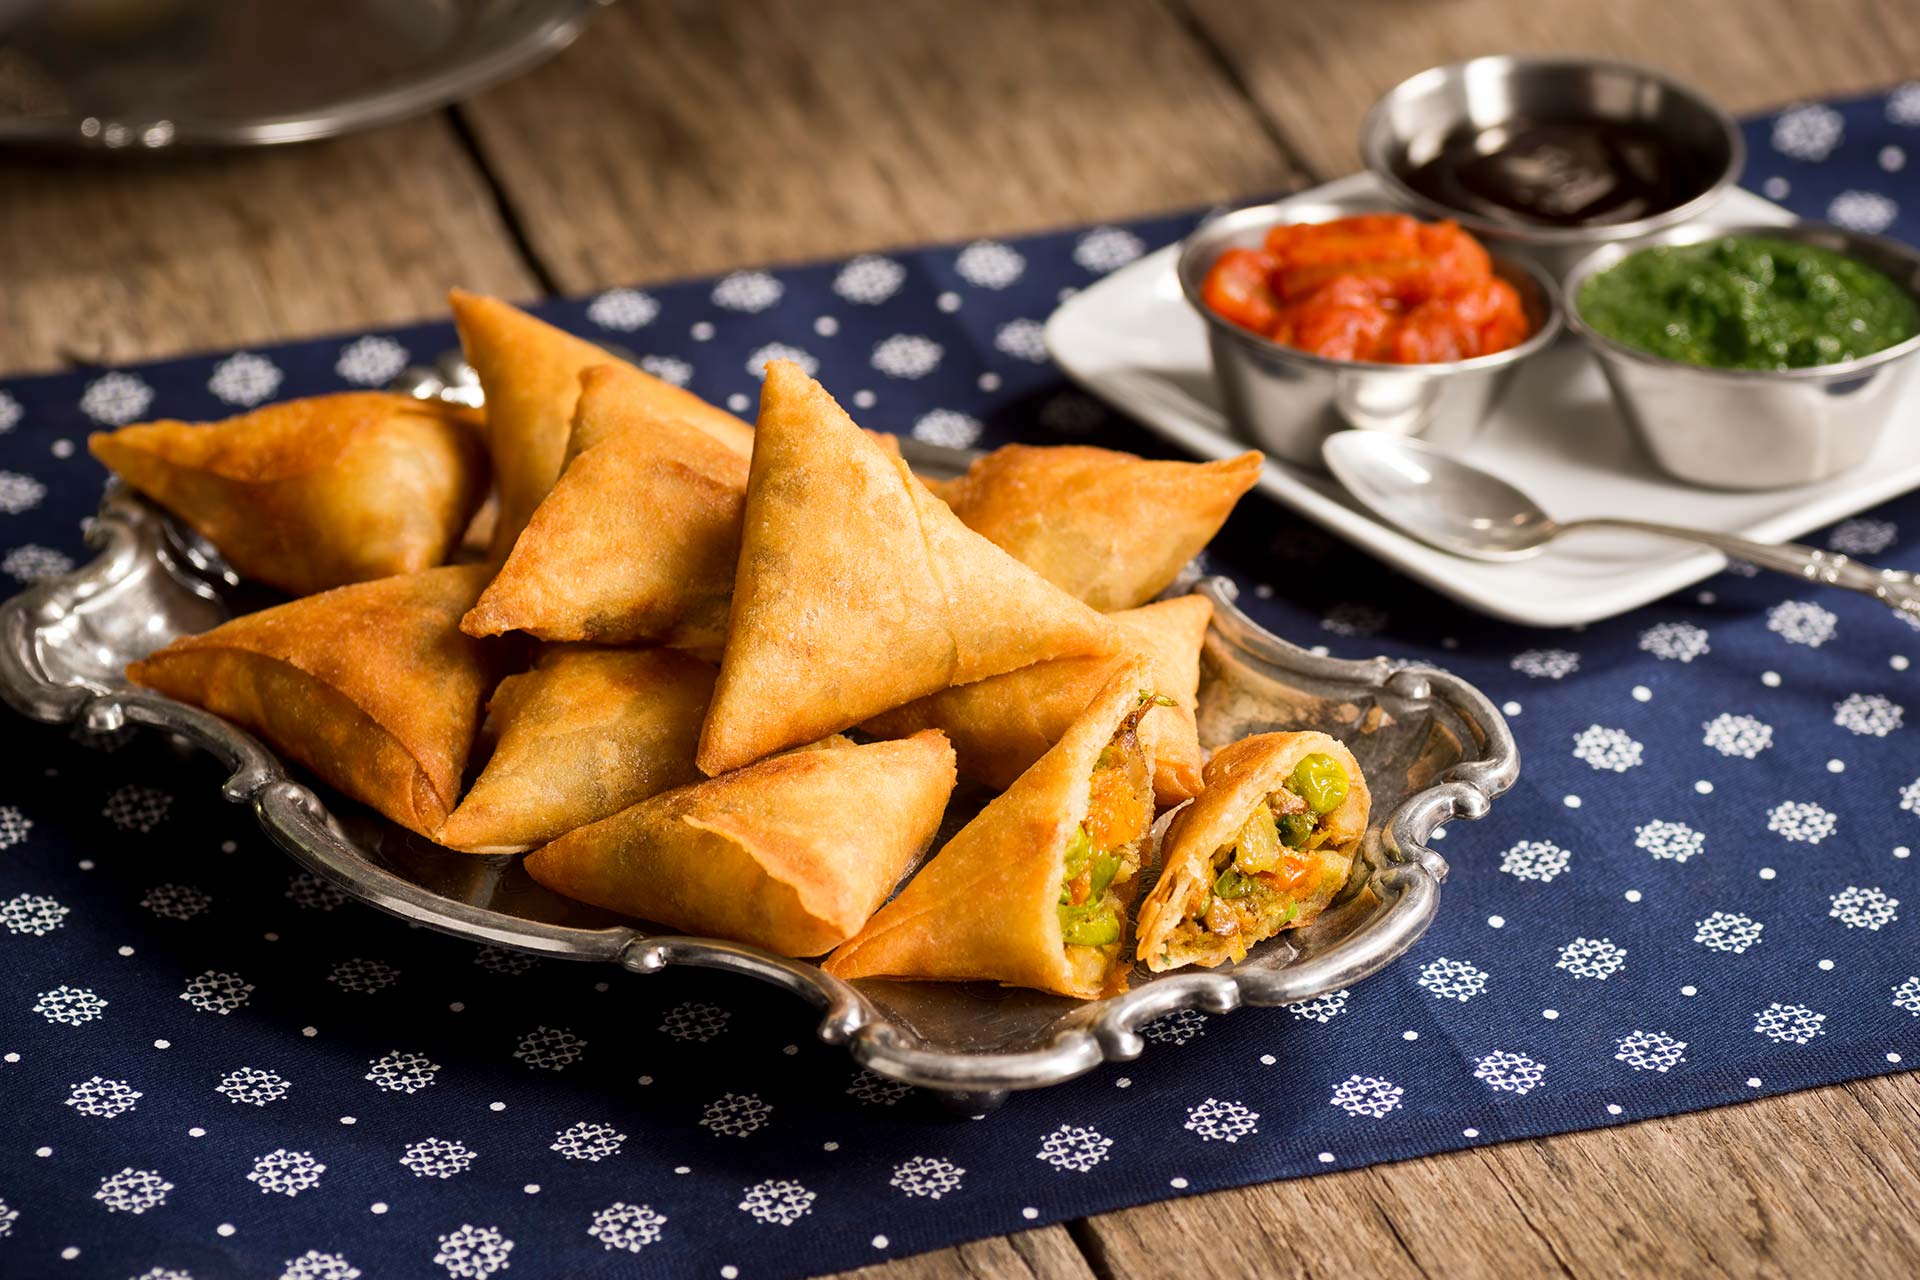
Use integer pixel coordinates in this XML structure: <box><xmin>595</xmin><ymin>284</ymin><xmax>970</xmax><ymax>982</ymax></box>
<box><xmin>525</xmin><ymin>730</ymin><xmax>956</xmax><ymax>957</ymax></box>
<box><xmin>931</xmin><ymin>444</ymin><xmax>1263</xmax><ymax>610</ymax></box>
<box><xmin>824</xmin><ymin>663</ymin><xmax>1160</xmax><ymax>998</ymax></box>
<box><xmin>438</xmin><ymin>647</ymin><xmax>715</xmax><ymax>854</ymax></box>
<box><xmin>460</xmin><ymin>367</ymin><xmax>748</xmax><ymax>651</ymax></box>
<box><xmin>1136</xmin><ymin>731</ymin><xmax>1369</xmax><ymax>972</ymax></box>
<box><xmin>126</xmin><ymin>565</ymin><xmax>505</xmax><ymax>837</ymax></box>
<box><xmin>449</xmin><ymin>290</ymin><xmax>751</xmax><ymax>558</ymax></box>
<box><xmin>864</xmin><ymin>594</ymin><xmax>1212</xmax><ymax>804</ymax></box>
<box><xmin>89</xmin><ymin>392</ymin><xmax>488</xmax><ymax>597</ymax></box>
<box><xmin>697</xmin><ymin>361</ymin><xmax>1118</xmax><ymax>774</ymax></box>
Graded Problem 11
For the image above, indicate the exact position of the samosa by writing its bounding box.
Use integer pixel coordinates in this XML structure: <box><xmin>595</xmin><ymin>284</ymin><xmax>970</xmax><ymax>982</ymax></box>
<box><xmin>930</xmin><ymin>443</ymin><xmax>1263</xmax><ymax>610</ymax></box>
<box><xmin>438</xmin><ymin>647</ymin><xmax>714</xmax><ymax>854</ymax></box>
<box><xmin>696</xmin><ymin>361</ymin><xmax>1118</xmax><ymax>775</ymax></box>
<box><xmin>1135</xmin><ymin>731</ymin><xmax>1370</xmax><ymax>972</ymax></box>
<box><xmin>460</xmin><ymin>366</ymin><xmax>747</xmax><ymax>651</ymax></box>
<box><xmin>449</xmin><ymin>290</ymin><xmax>751</xmax><ymax>558</ymax></box>
<box><xmin>89</xmin><ymin>392</ymin><xmax>488</xmax><ymax>597</ymax></box>
<box><xmin>525</xmin><ymin>730</ymin><xmax>957</xmax><ymax>957</ymax></box>
<box><xmin>126</xmin><ymin>565</ymin><xmax>505</xmax><ymax>838</ymax></box>
<box><xmin>864</xmin><ymin>594</ymin><xmax>1212</xmax><ymax>804</ymax></box>
<box><xmin>825</xmin><ymin>663</ymin><xmax>1160</xmax><ymax>998</ymax></box>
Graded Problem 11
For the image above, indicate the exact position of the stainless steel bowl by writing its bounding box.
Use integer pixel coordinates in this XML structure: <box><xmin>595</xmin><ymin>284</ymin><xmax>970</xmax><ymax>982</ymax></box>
<box><xmin>1563</xmin><ymin>222</ymin><xmax>1920</xmax><ymax>491</ymax></box>
<box><xmin>1361</xmin><ymin>56</ymin><xmax>1744</xmax><ymax>276</ymax></box>
<box><xmin>1176</xmin><ymin>194</ymin><xmax>1562</xmax><ymax>468</ymax></box>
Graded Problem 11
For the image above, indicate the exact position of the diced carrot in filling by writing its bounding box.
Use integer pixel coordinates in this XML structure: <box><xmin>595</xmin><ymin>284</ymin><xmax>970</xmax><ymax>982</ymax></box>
<box><xmin>1058</xmin><ymin>706</ymin><xmax>1156</xmax><ymax>953</ymax></box>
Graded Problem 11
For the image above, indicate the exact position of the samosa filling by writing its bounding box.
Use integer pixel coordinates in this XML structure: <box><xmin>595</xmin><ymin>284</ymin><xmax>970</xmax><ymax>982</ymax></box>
<box><xmin>1170</xmin><ymin>752</ymin><xmax>1348</xmax><ymax>963</ymax></box>
<box><xmin>1057</xmin><ymin>712</ymin><xmax>1154</xmax><ymax>952</ymax></box>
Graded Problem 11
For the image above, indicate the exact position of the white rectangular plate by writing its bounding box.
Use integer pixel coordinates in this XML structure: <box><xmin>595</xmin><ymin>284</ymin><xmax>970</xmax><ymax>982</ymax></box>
<box><xmin>1045</xmin><ymin>173</ymin><xmax>1920</xmax><ymax>628</ymax></box>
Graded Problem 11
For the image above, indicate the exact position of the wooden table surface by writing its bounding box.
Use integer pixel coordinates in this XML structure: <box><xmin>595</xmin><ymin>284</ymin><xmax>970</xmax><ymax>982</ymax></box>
<box><xmin>6</xmin><ymin>3</ymin><xmax>1918</xmax><ymax>1276</ymax></box>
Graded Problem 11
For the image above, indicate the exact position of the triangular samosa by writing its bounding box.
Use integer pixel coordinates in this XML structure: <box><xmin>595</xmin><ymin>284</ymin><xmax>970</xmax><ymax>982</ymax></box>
<box><xmin>696</xmin><ymin>361</ymin><xmax>1118</xmax><ymax>775</ymax></box>
<box><xmin>824</xmin><ymin>662</ymin><xmax>1160</xmax><ymax>998</ymax></box>
<box><xmin>930</xmin><ymin>443</ymin><xmax>1263</xmax><ymax>610</ymax></box>
<box><xmin>449</xmin><ymin>290</ymin><xmax>751</xmax><ymax>558</ymax></box>
<box><xmin>1136</xmin><ymin>731</ymin><xmax>1370</xmax><ymax>972</ymax></box>
<box><xmin>460</xmin><ymin>366</ymin><xmax>747</xmax><ymax>651</ymax></box>
<box><xmin>864</xmin><ymin>594</ymin><xmax>1212</xmax><ymax>804</ymax></box>
<box><xmin>525</xmin><ymin>730</ymin><xmax>957</xmax><ymax>957</ymax></box>
<box><xmin>89</xmin><ymin>392</ymin><xmax>488</xmax><ymax>597</ymax></box>
<box><xmin>439</xmin><ymin>646</ymin><xmax>715</xmax><ymax>854</ymax></box>
<box><xmin>126</xmin><ymin>565</ymin><xmax>506</xmax><ymax>837</ymax></box>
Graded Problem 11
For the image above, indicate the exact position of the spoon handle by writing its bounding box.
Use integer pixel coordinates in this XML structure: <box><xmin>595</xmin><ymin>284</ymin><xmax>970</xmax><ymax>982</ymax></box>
<box><xmin>1562</xmin><ymin>518</ymin><xmax>1920</xmax><ymax>623</ymax></box>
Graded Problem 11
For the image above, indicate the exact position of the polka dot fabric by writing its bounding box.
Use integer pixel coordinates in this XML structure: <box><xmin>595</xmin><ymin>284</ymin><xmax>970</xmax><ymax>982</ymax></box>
<box><xmin>0</xmin><ymin>90</ymin><xmax>1915</xmax><ymax>1280</ymax></box>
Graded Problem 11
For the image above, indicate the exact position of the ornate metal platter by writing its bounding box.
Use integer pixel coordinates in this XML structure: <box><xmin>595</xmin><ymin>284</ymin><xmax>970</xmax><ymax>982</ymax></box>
<box><xmin>0</xmin><ymin>420</ymin><xmax>1516</xmax><ymax>1105</ymax></box>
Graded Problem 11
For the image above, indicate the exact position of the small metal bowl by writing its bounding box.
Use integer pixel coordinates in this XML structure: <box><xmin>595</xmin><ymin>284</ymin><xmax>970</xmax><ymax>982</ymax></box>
<box><xmin>1563</xmin><ymin>222</ymin><xmax>1920</xmax><ymax>491</ymax></box>
<box><xmin>1361</xmin><ymin>55</ymin><xmax>1744</xmax><ymax>276</ymax></box>
<box><xmin>1176</xmin><ymin>194</ymin><xmax>1562</xmax><ymax>468</ymax></box>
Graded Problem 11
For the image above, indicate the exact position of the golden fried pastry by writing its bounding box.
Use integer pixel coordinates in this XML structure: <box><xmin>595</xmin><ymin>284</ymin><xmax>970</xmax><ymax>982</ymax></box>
<box><xmin>449</xmin><ymin>290</ymin><xmax>750</xmax><ymax>557</ymax></box>
<box><xmin>825</xmin><ymin>663</ymin><xmax>1159</xmax><ymax>998</ymax></box>
<box><xmin>89</xmin><ymin>392</ymin><xmax>488</xmax><ymax>597</ymax></box>
<box><xmin>525</xmin><ymin>730</ymin><xmax>957</xmax><ymax>957</ymax></box>
<box><xmin>126</xmin><ymin>565</ymin><xmax>506</xmax><ymax>838</ymax></box>
<box><xmin>460</xmin><ymin>366</ymin><xmax>747</xmax><ymax>652</ymax></box>
<box><xmin>696</xmin><ymin>361</ymin><xmax>1118</xmax><ymax>775</ymax></box>
<box><xmin>439</xmin><ymin>647</ymin><xmax>715</xmax><ymax>854</ymax></box>
<box><xmin>864</xmin><ymin>593</ymin><xmax>1211</xmax><ymax>804</ymax></box>
<box><xmin>1136</xmin><ymin>731</ymin><xmax>1369</xmax><ymax>972</ymax></box>
<box><xmin>931</xmin><ymin>443</ymin><xmax>1263</xmax><ymax>610</ymax></box>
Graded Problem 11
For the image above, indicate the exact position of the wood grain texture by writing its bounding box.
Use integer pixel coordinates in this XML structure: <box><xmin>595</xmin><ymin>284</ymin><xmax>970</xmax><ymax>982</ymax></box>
<box><xmin>0</xmin><ymin>116</ymin><xmax>536</xmax><ymax>375</ymax></box>
<box><xmin>1182</xmin><ymin>0</ymin><xmax>1920</xmax><ymax>180</ymax></box>
<box><xmin>455</xmin><ymin>0</ymin><xmax>1305</xmax><ymax>291</ymax></box>
<box><xmin>827</xmin><ymin>1226</ymin><xmax>1096</xmax><ymax>1280</ymax></box>
<box><xmin>1076</xmin><ymin>1075</ymin><xmax>1920</xmax><ymax>1280</ymax></box>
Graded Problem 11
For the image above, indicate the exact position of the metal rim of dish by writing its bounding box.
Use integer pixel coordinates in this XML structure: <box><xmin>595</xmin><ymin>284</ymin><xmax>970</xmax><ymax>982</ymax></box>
<box><xmin>1358</xmin><ymin>53</ymin><xmax>1748</xmax><ymax>250</ymax></box>
<box><xmin>0</xmin><ymin>0</ymin><xmax>607</xmax><ymax>150</ymax></box>
<box><xmin>1560</xmin><ymin>219</ymin><xmax>1920</xmax><ymax>383</ymax></box>
<box><xmin>1174</xmin><ymin>197</ymin><xmax>1567</xmax><ymax>376</ymax></box>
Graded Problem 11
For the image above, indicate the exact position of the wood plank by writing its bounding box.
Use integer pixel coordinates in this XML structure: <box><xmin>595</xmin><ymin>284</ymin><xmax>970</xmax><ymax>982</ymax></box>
<box><xmin>1077</xmin><ymin>1075</ymin><xmax>1920</xmax><ymax>1279</ymax></box>
<box><xmin>455</xmin><ymin>0</ymin><xmax>1304</xmax><ymax>291</ymax></box>
<box><xmin>1184</xmin><ymin>0</ymin><xmax>1920</xmax><ymax>181</ymax></box>
<box><xmin>827</xmin><ymin>1226</ymin><xmax>1096</xmax><ymax>1280</ymax></box>
<box><xmin>0</xmin><ymin>115</ymin><xmax>538</xmax><ymax>375</ymax></box>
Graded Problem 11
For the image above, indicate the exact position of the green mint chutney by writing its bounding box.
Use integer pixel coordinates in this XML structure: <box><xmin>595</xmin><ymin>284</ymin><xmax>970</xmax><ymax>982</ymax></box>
<box><xmin>1577</xmin><ymin>235</ymin><xmax>1919</xmax><ymax>370</ymax></box>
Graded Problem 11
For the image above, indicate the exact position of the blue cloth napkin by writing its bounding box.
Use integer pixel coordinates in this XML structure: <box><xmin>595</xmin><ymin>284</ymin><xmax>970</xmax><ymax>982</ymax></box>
<box><xmin>0</xmin><ymin>88</ymin><xmax>1915</xmax><ymax>1280</ymax></box>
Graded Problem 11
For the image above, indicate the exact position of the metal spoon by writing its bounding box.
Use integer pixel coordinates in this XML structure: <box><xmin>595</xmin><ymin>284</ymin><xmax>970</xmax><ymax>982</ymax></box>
<box><xmin>1321</xmin><ymin>431</ymin><xmax>1920</xmax><ymax>622</ymax></box>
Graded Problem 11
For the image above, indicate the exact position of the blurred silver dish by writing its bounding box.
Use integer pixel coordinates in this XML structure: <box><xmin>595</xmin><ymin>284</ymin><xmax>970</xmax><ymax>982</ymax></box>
<box><xmin>1361</xmin><ymin>55</ymin><xmax>1744</xmax><ymax>276</ymax></box>
<box><xmin>1563</xmin><ymin>221</ymin><xmax>1920</xmax><ymax>491</ymax></box>
<box><xmin>0</xmin><ymin>0</ymin><xmax>602</xmax><ymax>150</ymax></box>
<box><xmin>1176</xmin><ymin>193</ymin><xmax>1561</xmax><ymax>469</ymax></box>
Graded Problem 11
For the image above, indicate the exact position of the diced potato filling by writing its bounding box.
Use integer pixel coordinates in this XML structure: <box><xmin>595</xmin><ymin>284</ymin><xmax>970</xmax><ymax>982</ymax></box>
<box><xmin>1058</xmin><ymin>713</ymin><xmax>1154</xmax><ymax>952</ymax></box>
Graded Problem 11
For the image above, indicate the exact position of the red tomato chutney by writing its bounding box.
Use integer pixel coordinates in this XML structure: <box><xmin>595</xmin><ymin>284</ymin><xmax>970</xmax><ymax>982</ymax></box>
<box><xmin>1200</xmin><ymin>213</ymin><xmax>1531</xmax><ymax>364</ymax></box>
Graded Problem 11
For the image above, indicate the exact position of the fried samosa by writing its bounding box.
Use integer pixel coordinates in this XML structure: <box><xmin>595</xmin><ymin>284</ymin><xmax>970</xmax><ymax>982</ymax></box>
<box><xmin>126</xmin><ymin>565</ymin><xmax>505</xmax><ymax>838</ymax></box>
<box><xmin>449</xmin><ymin>290</ymin><xmax>751</xmax><ymax>558</ymax></box>
<box><xmin>864</xmin><ymin>594</ymin><xmax>1212</xmax><ymax>804</ymax></box>
<box><xmin>525</xmin><ymin>730</ymin><xmax>957</xmax><ymax>957</ymax></box>
<box><xmin>930</xmin><ymin>444</ymin><xmax>1263</xmax><ymax>610</ymax></box>
<box><xmin>697</xmin><ymin>361</ymin><xmax>1118</xmax><ymax>775</ymax></box>
<box><xmin>89</xmin><ymin>392</ymin><xmax>488</xmax><ymax>597</ymax></box>
<box><xmin>459</xmin><ymin>367</ymin><xmax>748</xmax><ymax>651</ymax></box>
<box><xmin>824</xmin><ymin>663</ymin><xmax>1159</xmax><ymax>998</ymax></box>
<box><xmin>438</xmin><ymin>647</ymin><xmax>714</xmax><ymax>854</ymax></box>
<box><xmin>1136</xmin><ymin>731</ymin><xmax>1369</xmax><ymax>972</ymax></box>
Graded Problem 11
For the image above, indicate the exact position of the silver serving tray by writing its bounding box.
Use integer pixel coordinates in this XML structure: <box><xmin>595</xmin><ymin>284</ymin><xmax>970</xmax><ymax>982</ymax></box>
<box><xmin>0</xmin><ymin>434</ymin><xmax>1516</xmax><ymax>1106</ymax></box>
<box><xmin>0</xmin><ymin>0</ymin><xmax>601</xmax><ymax>150</ymax></box>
